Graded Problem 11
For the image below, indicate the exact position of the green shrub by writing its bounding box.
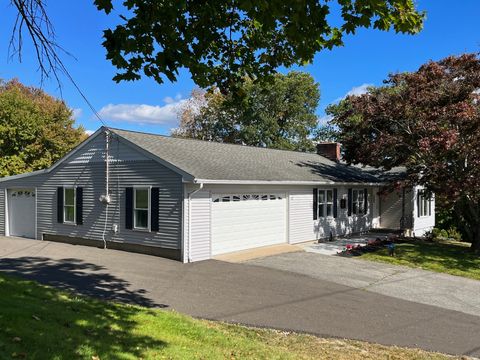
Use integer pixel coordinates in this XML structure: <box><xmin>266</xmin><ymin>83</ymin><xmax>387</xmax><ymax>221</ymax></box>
<box><xmin>428</xmin><ymin>228</ymin><xmax>450</xmax><ymax>241</ymax></box>
<box><xmin>431</xmin><ymin>228</ymin><xmax>442</xmax><ymax>238</ymax></box>
<box><xmin>447</xmin><ymin>227</ymin><xmax>462</xmax><ymax>241</ymax></box>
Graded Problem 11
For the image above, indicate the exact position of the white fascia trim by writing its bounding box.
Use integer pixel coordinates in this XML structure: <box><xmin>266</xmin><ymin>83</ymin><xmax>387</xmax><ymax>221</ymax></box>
<box><xmin>192</xmin><ymin>179</ymin><xmax>385</xmax><ymax>187</ymax></box>
<box><xmin>0</xmin><ymin>169</ymin><xmax>48</xmax><ymax>183</ymax></box>
<box><xmin>0</xmin><ymin>127</ymin><xmax>105</xmax><ymax>183</ymax></box>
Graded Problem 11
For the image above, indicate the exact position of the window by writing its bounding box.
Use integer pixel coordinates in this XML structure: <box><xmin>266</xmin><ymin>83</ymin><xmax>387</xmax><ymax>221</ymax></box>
<box><xmin>213</xmin><ymin>194</ymin><xmax>283</xmax><ymax>203</ymax></box>
<box><xmin>318</xmin><ymin>189</ymin><xmax>334</xmax><ymax>218</ymax></box>
<box><xmin>64</xmin><ymin>187</ymin><xmax>76</xmax><ymax>223</ymax></box>
<box><xmin>352</xmin><ymin>189</ymin><xmax>364</xmax><ymax>215</ymax></box>
<box><xmin>417</xmin><ymin>191</ymin><xmax>432</xmax><ymax>217</ymax></box>
<box><xmin>134</xmin><ymin>188</ymin><xmax>150</xmax><ymax>229</ymax></box>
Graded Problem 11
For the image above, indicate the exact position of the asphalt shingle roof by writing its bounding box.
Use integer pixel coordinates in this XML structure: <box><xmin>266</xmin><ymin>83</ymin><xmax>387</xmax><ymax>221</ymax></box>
<box><xmin>110</xmin><ymin>128</ymin><xmax>392</xmax><ymax>184</ymax></box>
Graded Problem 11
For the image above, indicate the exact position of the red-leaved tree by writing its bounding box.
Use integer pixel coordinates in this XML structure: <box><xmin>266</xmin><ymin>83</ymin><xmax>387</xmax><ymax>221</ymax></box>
<box><xmin>327</xmin><ymin>54</ymin><xmax>480</xmax><ymax>252</ymax></box>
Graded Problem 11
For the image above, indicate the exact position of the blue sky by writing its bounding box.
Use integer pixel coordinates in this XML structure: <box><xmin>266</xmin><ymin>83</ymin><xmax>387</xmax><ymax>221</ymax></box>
<box><xmin>0</xmin><ymin>1</ymin><xmax>479</xmax><ymax>135</ymax></box>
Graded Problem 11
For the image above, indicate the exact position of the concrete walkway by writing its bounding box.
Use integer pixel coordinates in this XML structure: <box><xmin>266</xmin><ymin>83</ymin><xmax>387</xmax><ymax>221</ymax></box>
<box><xmin>247</xmin><ymin>251</ymin><xmax>480</xmax><ymax>318</ymax></box>
<box><xmin>302</xmin><ymin>233</ymin><xmax>392</xmax><ymax>256</ymax></box>
<box><xmin>214</xmin><ymin>243</ymin><xmax>302</xmax><ymax>262</ymax></box>
<box><xmin>1</xmin><ymin>237</ymin><xmax>480</xmax><ymax>357</ymax></box>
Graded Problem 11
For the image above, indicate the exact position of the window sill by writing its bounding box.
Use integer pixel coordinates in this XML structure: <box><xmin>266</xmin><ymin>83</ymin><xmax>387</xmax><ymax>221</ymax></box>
<box><xmin>63</xmin><ymin>222</ymin><xmax>77</xmax><ymax>226</ymax></box>
<box><xmin>133</xmin><ymin>227</ymin><xmax>150</xmax><ymax>232</ymax></box>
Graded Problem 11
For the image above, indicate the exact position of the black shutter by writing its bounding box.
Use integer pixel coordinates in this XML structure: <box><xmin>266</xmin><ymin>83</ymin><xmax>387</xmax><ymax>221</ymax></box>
<box><xmin>333</xmin><ymin>188</ymin><xmax>338</xmax><ymax>218</ymax></box>
<box><xmin>348</xmin><ymin>188</ymin><xmax>353</xmax><ymax>216</ymax></box>
<box><xmin>364</xmin><ymin>188</ymin><xmax>368</xmax><ymax>214</ymax></box>
<box><xmin>313</xmin><ymin>188</ymin><xmax>318</xmax><ymax>220</ymax></box>
<box><xmin>76</xmin><ymin>187</ymin><xmax>83</xmax><ymax>225</ymax></box>
<box><xmin>151</xmin><ymin>187</ymin><xmax>160</xmax><ymax>232</ymax></box>
<box><xmin>57</xmin><ymin>187</ymin><xmax>64</xmax><ymax>223</ymax></box>
<box><xmin>125</xmin><ymin>187</ymin><xmax>133</xmax><ymax>230</ymax></box>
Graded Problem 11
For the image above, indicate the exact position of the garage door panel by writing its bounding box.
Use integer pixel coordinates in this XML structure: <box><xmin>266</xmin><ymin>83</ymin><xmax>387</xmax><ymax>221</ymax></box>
<box><xmin>213</xmin><ymin>206</ymin><xmax>284</xmax><ymax>218</ymax></box>
<box><xmin>212</xmin><ymin>193</ymin><xmax>286</xmax><ymax>255</ymax></box>
<box><xmin>214</xmin><ymin>224</ymin><xmax>285</xmax><ymax>239</ymax></box>
<box><xmin>213</xmin><ymin>214</ymin><xmax>285</xmax><ymax>227</ymax></box>
<box><xmin>213</xmin><ymin>218</ymin><xmax>285</xmax><ymax>232</ymax></box>
<box><xmin>213</xmin><ymin>205</ymin><xmax>284</xmax><ymax>216</ymax></box>
<box><xmin>8</xmin><ymin>189</ymin><xmax>36</xmax><ymax>239</ymax></box>
<box><xmin>214</xmin><ymin>236</ymin><xmax>285</xmax><ymax>253</ymax></box>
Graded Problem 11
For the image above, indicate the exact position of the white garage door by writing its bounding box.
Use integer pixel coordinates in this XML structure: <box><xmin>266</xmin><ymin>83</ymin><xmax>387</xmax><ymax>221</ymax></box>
<box><xmin>212</xmin><ymin>193</ymin><xmax>286</xmax><ymax>255</ymax></box>
<box><xmin>8</xmin><ymin>189</ymin><xmax>36</xmax><ymax>239</ymax></box>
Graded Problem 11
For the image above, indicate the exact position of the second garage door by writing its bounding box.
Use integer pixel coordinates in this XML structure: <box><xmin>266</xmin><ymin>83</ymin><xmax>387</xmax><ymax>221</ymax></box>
<box><xmin>7</xmin><ymin>189</ymin><xmax>36</xmax><ymax>239</ymax></box>
<box><xmin>211</xmin><ymin>193</ymin><xmax>286</xmax><ymax>255</ymax></box>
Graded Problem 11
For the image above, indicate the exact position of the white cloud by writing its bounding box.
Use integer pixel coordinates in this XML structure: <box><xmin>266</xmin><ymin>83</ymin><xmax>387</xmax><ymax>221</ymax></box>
<box><xmin>345</xmin><ymin>83</ymin><xmax>373</xmax><ymax>97</ymax></box>
<box><xmin>85</xmin><ymin>129</ymin><xmax>95</xmax><ymax>136</ymax></box>
<box><xmin>98</xmin><ymin>100</ymin><xmax>186</xmax><ymax>126</ymax></box>
<box><xmin>317</xmin><ymin>114</ymin><xmax>333</xmax><ymax>126</ymax></box>
<box><xmin>163</xmin><ymin>93</ymin><xmax>182</xmax><ymax>104</ymax></box>
<box><xmin>72</xmin><ymin>108</ymin><xmax>83</xmax><ymax>120</ymax></box>
<box><xmin>333</xmin><ymin>83</ymin><xmax>374</xmax><ymax>103</ymax></box>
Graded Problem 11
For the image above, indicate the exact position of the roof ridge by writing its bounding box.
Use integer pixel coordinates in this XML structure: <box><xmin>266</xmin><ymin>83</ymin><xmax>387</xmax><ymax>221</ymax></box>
<box><xmin>107</xmin><ymin>126</ymin><xmax>334</xmax><ymax>162</ymax></box>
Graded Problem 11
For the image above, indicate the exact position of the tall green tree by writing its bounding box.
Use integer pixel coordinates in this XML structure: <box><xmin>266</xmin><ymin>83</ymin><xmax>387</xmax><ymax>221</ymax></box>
<box><xmin>327</xmin><ymin>54</ymin><xmax>480</xmax><ymax>253</ymax></box>
<box><xmin>173</xmin><ymin>72</ymin><xmax>320</xmax><ymax>151</ymax></box>
<box><xmin>0</xmin><ymin>79</ymin><xmax>87</xmax><ymax>177</ymax></box>
<box><xmin>10</xmin><ymin>1</ymin><xmax>424</xmax><ymax>91</ymax></box>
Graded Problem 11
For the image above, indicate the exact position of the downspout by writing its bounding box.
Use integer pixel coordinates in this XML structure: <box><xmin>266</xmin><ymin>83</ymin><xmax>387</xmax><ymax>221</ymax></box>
<box><xmin>100</xmin><ymin>130</ymin><xmax>112</xmax><ymax>249</ymax></box>
<box><xmin>105</xmin><ymin>130</ymin><xmax>110</xmax><ymax>198</ymax></box>
<box><xmin>187</xmin><ymin>182</ymin><xmax>203</xmax><ymax>262</ymax></box>
<box><xmin>401</xmin><ymin>187</ymin><xmax>406</xmax><ymax>234</ymax></box>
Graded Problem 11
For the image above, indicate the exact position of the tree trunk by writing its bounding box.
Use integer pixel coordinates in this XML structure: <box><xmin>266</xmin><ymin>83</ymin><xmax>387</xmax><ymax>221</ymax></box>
<box><xmin>471</xmin><ymin>240</ymin><xmax>480</xmax><ymax>254</ymax></box>
<box><xmin>455</xmin><ymin>197</ymin><xmax>480</xmax><ymax>254</ymax></box>
<box><xmin>470</xmin><ymin>223</ymin><xmax>480</xmax><ymax>254</ymax></box>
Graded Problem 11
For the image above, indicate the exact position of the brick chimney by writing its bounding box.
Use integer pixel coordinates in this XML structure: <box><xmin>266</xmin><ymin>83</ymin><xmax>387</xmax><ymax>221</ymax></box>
<box><xmin>316</xmin><ymin>142</ymin><xmax>341</xmax><ymax>162</ymax></box>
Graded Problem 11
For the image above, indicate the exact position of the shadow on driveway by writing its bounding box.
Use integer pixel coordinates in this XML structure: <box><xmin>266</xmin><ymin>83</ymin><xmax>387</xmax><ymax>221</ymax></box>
<box><xmin>0</xmin><ymin>256</ymin><xmax>167</xmax><ymax>308</ymax></box>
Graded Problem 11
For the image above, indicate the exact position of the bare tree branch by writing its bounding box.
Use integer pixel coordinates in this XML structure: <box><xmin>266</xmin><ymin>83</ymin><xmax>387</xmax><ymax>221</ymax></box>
<box><xmin>7</xmin><ymin>0</ymin><xmax>106</xmax><ymax>125</ymax></box>
<box><xmin>8</xmin><ymin>0</ymin><xmax>74</xmax><ymax>89</ymax></box>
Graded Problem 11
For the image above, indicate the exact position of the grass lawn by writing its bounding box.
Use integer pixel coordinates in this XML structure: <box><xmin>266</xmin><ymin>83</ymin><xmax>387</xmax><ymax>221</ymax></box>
<box><xmin>361</xmin><ymin>239</ymin><xmax>480</xmax><ymax>280</ymax></box>
<box><xmin>0</xmin><ymin>274</ymin><xmax>461</xmax><ymax>360</ymax></box>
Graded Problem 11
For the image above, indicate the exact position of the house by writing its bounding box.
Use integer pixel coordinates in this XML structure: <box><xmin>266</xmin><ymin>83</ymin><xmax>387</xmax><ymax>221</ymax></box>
<box><xmin>0</xmin><ymin>127</ymin><xmax>435</xmax><ymax>262</ymax></box>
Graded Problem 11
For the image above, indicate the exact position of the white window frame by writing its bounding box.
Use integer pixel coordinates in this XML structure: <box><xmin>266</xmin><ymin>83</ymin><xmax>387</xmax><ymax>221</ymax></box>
<box><xmin>352</xmin><ymin>189</ymin><xmax>365</xmax><ymax>216</ymax></box>
<box><xmin>133</xmin><ymin>187</ymin><xmax>151</xmax><ymax>230</ymax></box>
<box><xmin>318</xmin><ymin>189</ymin><xmax>334</xmax><ymax>218</ymax></box>
<box><xmin>417</xmin><ymin>191</ymin><xmax>432</xmax><ymax>217</ymax></box>
<box><xmin>63</xmin><ymin>187</ymin><xmax>76</xmax><ymax>224</ymax></box>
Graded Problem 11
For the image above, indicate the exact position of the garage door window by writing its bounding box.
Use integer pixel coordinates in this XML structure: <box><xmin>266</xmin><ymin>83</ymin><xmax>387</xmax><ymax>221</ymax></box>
<box><xmin>64</xmin><ymin>187</ymin><xmax>76</xmax><ymax>223</ymax></box>
<box><xmin>134</xmin><ymin>188</ymin><xmax>150</xmax><ymax>230</ymax></box>
<box><xmin>213</xmin><ymin>194</ymin><xmax>283</xmax><ymax>202</ymax></box>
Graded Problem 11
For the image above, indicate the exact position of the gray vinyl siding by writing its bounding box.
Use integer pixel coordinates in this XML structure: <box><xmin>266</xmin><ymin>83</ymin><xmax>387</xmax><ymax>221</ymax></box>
<box><xmin>0</xmin><ymin>132</ymin><xmax>183</xmax><ymax>250</ymax></box>
<box><xmin>183</xmin><ymin>186</ymin><xmax>211</xmax><ymax>262</ymax></box>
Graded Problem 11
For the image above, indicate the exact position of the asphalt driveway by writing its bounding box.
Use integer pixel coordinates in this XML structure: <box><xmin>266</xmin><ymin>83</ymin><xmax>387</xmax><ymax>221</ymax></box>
<box><xmin>1</xmin><ymin>237</ymin><xmax>480</xmax><ymax>357</ymax></box>
<box><xmin>248</xmin><ymin>251</ymin><xmax>480</xmax><ymax>318</ymax></box>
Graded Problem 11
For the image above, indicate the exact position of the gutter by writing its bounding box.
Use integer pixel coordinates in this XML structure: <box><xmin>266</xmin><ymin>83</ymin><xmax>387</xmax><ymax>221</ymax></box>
<box><xmin>187</xmin><ymin>182</ymin><xmax>204</xmax><ymax>262</ymax></box>
<box><xmin>192</xmin><ymin>179</ymin><xmax>385</xmax><ymax>187</ymax></box>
